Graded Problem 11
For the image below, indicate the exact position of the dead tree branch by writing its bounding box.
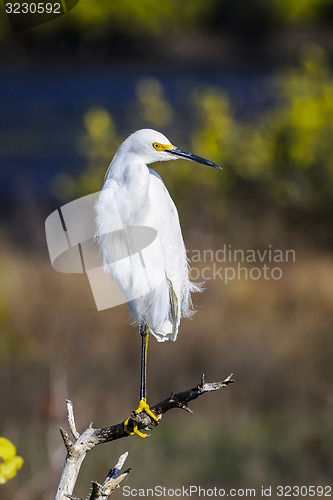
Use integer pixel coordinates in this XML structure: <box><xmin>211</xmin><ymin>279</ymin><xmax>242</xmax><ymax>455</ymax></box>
<box><xmin>89</xmin><ymin>453</ymin><xmax>131</xmax><ymax>500</ymax></box>
<box><xmin>95</xmin><ymin>373</ymin><xmax>234</xmax><ymax>441</ymax></box>
<box><xmin>55</xmin><ymin>374</ymin><xmax>234</xmax><ymax>500</ymax></box>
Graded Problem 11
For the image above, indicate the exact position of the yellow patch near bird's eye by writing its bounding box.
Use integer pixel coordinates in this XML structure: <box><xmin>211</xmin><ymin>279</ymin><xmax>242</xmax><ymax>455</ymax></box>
<box><xmin>152</xmin><ymin>142</ymin><xmax>172</xmax><ymax>151</ymax></box>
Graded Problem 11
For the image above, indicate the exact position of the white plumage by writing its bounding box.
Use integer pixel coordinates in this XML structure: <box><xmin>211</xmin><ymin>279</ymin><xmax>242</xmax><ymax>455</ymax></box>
<box><xmin>95</xmin><ymin>129</ymin><xmax>221</xmax><ymax>342</ymax></box>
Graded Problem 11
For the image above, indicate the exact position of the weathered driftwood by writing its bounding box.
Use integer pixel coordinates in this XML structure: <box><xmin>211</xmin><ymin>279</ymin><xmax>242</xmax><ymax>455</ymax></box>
<box><xmin>55</xmin><ymin>374</ymin><xmax>234</xmax><ymax>500</ymax></box>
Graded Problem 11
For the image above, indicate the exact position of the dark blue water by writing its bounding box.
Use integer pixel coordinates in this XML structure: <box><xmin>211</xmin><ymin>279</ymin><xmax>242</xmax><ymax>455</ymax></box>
<box><xmin>0</xmin><ymin>65</ymin><xmax>276</xmax><ymax>204</ymax></box>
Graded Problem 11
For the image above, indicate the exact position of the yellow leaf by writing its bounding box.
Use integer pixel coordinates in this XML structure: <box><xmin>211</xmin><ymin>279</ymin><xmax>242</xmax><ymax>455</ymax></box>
<box><xmin>0</xmin><ymin>437</ymin><xmax>16</xmax><ymax>462</ymax></box>
<box><xmin>0</xmin><ymin>438</ymin><xmax>24</xmax><ymax>484</ymax></box>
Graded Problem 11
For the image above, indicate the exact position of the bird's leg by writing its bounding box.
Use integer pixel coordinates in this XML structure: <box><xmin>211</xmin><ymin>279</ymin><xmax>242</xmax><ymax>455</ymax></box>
<box><xmin>123</xmin><ymin>324</ymin><xmax>159</xmax><ymax>438</ymax></box>
<box><xmin>139</xmin><ymin>325</ymin><xmax>159</xmax><ymax>420</ymax></box>
<box><xmin>140</xmin><ymin>323</ymin><xmax>148</xmax><ymax>402</ymax></box>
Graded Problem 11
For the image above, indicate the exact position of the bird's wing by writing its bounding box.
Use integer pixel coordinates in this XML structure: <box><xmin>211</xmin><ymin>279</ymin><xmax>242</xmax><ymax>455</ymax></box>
<box><xmin>135</xmin><ymin>172</ymin><xmax>191</xmax><ymax>340</ymax></box>
<box><xmin>95</xmin><ymin>170</ymin><xmax>199</xmax><ymax>341</ymax></box>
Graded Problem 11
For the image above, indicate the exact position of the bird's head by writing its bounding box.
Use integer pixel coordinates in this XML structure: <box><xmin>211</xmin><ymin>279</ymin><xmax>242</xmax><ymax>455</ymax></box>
<box><xmin>122</xmin><ymin>129</ymin><xmax>222</xmax><ymax>169</ymax></box>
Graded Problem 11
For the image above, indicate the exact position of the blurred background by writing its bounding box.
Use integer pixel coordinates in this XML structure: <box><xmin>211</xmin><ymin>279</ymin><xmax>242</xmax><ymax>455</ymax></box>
<box><xmin>0</xmin><ymin>0</ymin><xmax>333</xmax><ymax>498</ymax></box>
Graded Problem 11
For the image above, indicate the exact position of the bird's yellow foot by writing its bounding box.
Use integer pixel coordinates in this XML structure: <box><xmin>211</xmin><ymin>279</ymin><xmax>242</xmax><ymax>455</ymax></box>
<box><xmin>137</xmin><ymin>399</ymin><xmax>159</xmax><ymax>423</ymax></box>
<box><xmin>123</xmin><ymin>399</ymin><xmax>159</xmax><ymax>438</ymax></box>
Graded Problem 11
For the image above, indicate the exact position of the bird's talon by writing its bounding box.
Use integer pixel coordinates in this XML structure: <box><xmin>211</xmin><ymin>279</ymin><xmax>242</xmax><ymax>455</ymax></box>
<box><xmin>124</xmin><ymin>400</ymin><xmax>159</xmax><ymax>438</ymax></box>
<box><xmin>124</xmin><ymin>417</ymin><xmax>148</xmax><ymax>438</ymax></box>
<box><xmin>137</xmin><ymin>399</ymin><xmax>159</xmax><ymax>424</ymax></box>
<box><xmin>133</xmin><ymin>423</ymin><xmax>149</xmax><ymax>438</ymax></box>
<box><xmin>123</xmin><ymin>416</ymin><xmax>135</xmax><ymax>436</ymax></box>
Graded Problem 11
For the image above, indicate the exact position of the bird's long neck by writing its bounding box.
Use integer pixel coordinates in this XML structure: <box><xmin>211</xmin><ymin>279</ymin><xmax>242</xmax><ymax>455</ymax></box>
<box><xmin>104</xmin><ymin>152</ymin><xmax>151</xmax><ymax>225</ymax></box>
<box><xmin>106</xmin><ymin>149</ymin><xmax>147</xmax><ymax>182</ymax></box>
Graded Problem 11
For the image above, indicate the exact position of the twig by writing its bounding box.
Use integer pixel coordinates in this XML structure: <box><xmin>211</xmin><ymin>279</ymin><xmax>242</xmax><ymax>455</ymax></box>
<box><xmin>66</xmin><ymin>400</ymin><xmax>80</xmax><ymax>440</ymax></box>
<box><xmin>55</xmin><ymin>374</ymin><xmax>234</xmax><ymax>500</ymax></box>
<box><xmin>89</xmin><ymin>452</ymin><xmax>131</xmax><ymax>499</ymax></box>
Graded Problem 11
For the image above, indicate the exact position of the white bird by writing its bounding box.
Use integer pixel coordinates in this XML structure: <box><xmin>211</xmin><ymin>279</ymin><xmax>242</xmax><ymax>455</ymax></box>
<box><xmin>95</xmin><ymin>129</ymin><xmax>221</xmax><ymax>437</ymax></box>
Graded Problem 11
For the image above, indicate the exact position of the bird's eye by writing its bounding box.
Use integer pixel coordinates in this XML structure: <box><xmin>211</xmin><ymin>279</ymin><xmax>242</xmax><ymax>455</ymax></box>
<box><xmin>153</xmin><ymin>142</ymin><xmax>160</xmax><ymax>150</ymax></box>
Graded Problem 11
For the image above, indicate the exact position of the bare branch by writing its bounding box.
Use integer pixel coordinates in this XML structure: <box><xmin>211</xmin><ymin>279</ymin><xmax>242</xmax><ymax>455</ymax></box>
<box><xmin>55</xmin><ymin>374</ymin><xmax>234</xmax><ymax>500</ymax></box>
<box><xmin>59</xmin><ymin>428</ymin><xmax>74</xmax><ymax>456</ymax></box>
<box><xmin>66</xmin><ymin>400</ymin><xmax>80</xmax><ymax>440</ymax></box>
<box><xmin>113</xmin><ymin>451</ymin><xmax>129</xmax><ymax>471</ymax></box>
<box><xmin>89</xmin><ymin>452</ymin><xmax>131</xmax><ymax>499</ymax></box>
<box><xmin>95</xmin><ymin>373</ymin><xmax>234</xmax><ymax>441</ymax></box>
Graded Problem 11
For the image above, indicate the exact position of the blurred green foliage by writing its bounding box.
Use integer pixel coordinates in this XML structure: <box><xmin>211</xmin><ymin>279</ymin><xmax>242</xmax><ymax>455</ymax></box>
<box><xmin>66</xmin><ymin>0</ymin><xmax>211</xmax><ymax>38</ymax></box>
<box><xmin>274</xmin><ymin>0</ymin><xmax>331</xmax><ymax>23</ymax></box>
<box><xmin>54</xmin><ymin>107</ymin><xmax>119</xmax><ymax>199</ymax></box>
<box><xmin>53</xmin><ymin>77</ymin><xmax>174</xmax><ymax>198</ymax></box>
<box><xmin>256</xmin><ymin>46</ymin><xmax>333</xmax><ymax>218</ymax></box>
<box><xmin>2</xmin><ymin>0</ymin><xmax>333</xmax><ymax>41</ymax></box>
<box><xmin>56</xmin><ymin>46</ymin><xmax>333</xmax><ymax>239</ymax></box>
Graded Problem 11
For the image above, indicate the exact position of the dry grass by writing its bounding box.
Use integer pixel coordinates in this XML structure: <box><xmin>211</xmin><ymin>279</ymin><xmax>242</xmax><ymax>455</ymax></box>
<box><xmin>0</xmin><ymin>230</ymin><xmax>332</xmax><ymax>499</ymax></box>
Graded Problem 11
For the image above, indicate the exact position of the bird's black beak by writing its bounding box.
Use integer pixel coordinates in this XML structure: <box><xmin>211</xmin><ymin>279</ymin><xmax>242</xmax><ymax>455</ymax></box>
<box><xmin>165</xmin><ymin>146</ymin><xmax>222</xmax><ymax>169</ymax></box>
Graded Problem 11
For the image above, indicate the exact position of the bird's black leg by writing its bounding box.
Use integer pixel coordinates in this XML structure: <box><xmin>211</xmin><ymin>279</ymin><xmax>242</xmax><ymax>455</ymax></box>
<box><xmin>140</xmin><ymin>323</ymin><xmax>149</xmax><ymax>402</ymax></box>
<box><xmin>123</xmin><ymin>324</ymin><xmax>159</xmax><ymax>438</ymax></box>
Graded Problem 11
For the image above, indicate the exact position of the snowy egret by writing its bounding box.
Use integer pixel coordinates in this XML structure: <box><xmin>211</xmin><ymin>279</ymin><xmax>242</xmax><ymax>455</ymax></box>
<box><xmin>95</xmin><ymin>129</ymin><xmax>221</xmax><ymax>437</ymax></box>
